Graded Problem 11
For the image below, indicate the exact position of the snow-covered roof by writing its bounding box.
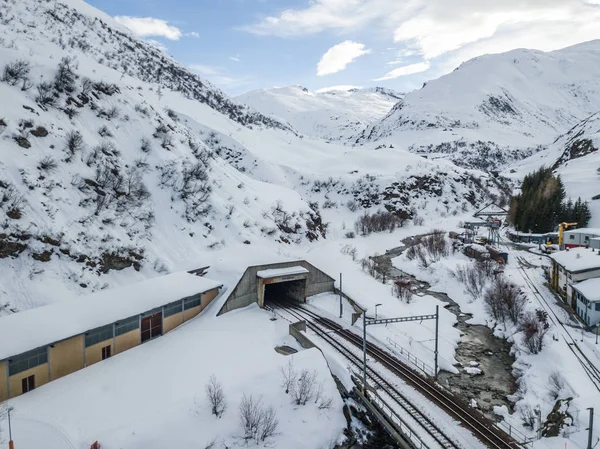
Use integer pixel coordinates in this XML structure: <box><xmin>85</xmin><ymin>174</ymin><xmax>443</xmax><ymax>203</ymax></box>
<box><xmin>256</xmin><ymin>266</ymin><xmax>309</xmax><ymax>278</ymax></box>
<box><xmin>573</xmin><ymin>278</ymin><xmax>600</xmax><ymax>302</ymax></box>
<box><xmin>564</xmin><ymin>228</ymin><xmax>600</xmax><ymax>236</ymax></box>
<box><xmin>0</xmin><ymin>272</ymin><xmax>222</xmax><ymax>360</ymax></box>
<box><xmin>549</xmin><ymin>248</ymin><xmax>600</xmax><ymax>272</ymax></box>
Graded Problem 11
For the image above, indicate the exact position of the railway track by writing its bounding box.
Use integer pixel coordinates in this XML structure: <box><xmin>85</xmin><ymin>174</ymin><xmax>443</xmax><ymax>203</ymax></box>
<box><xmin>272</xmin><ymin>300</ymin><xmax>525</xmax><ymax>449</ymax></box>
<box><xmin>502</xmin><ymin>242</ymin><xmax>600</xmax><ymax>391</ymax></box>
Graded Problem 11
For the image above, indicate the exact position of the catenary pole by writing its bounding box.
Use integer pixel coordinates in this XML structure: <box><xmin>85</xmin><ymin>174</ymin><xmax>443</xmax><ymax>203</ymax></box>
<box><xmin>363</xmin><ymin>311</ymin><xmax>367</xmax><ymax>393</ymax></box>
<box><xmin>434</xmin><ymin>305</ymin><xmax>439</xmax><ymax>379</ymax></box>
<box><xmin>339</xmin><ymin>273</ymin><xmax>343</xmax><ymax>319</ymax></box>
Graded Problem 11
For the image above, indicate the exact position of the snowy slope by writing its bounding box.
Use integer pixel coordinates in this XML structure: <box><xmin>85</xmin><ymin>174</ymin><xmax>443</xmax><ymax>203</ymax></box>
<box><xmin>237</xmin><ymin>85</ymin><xmax>403</xmax><ymax>141</ymax></box>
<box><xmin>507</xmin><ymin>112</ymin><xmax>600</xmax><ymax>226</ymax></box>
<box><xmin>0</xmin><ymin>0</ymin><xmax>506</xmax><ymax>317</ymax></box>
<box><xmin>358</xmin><ymin>41</ymin><xmax>600</xmax><ymax>171</ymax></box>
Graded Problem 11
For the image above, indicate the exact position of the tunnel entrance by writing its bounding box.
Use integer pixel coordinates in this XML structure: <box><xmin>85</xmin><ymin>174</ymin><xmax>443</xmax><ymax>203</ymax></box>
<box><xmin>264</xmin><ymin>279</ymin><xmax>307</xmax><ymax>306</ymax></box>
<box><xmin>256</xmin><ymin>266</ymin><xmax>309</xmax><ymax>308</ymax></box>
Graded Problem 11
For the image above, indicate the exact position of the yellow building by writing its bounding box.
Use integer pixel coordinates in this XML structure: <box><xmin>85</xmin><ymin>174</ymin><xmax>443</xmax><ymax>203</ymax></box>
<box><xmin>0</xmin><ymin>270</ymin><xmax>222</xmax><ymax>401</ymax></box>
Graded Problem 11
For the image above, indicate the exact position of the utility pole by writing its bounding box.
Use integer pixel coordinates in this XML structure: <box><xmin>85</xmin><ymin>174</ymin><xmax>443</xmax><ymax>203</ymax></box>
<box><xmin>434</xmin><ymin>305</ymin><xmax>439</xmax><ymax>379</ymax></box>
<box><xmin>587</xmin><ymin>407</ymin><xmax>594</xmax><ymax>449</ymax></box>
<box><xmin>362</xmin><ymin>311</ymin><xmax>367</xmax><ymax>394</ymax></box>
<box><xmin>339</xmin><ymin>273</ymin><xmax>343</xmax><ymax>319</ymax></box>
<box><xmin>375</xmin><ymin>303</ymin><xmax>382</xmax><ymax>321</ymax></box>
<box><xmin>8</xmin><ymin>405</ymin><xmax>14</xmax><ymax>449</ymax></box>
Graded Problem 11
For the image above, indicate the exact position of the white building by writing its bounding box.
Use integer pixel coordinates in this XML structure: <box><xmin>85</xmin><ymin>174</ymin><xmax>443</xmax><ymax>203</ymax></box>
<box><xmin>572</xmin><ymin>279</ymin><xmax>600</xmax><ymax>328</ymax></box>
<box><xmin>562</xmin><ymin>228</ymin><xmax>600</xmax><ymax>249</ymax></box>
<box><xmin>549</xmin><ymin>247</ymin><xmax>600</xmax><ymax>308</ymax></box>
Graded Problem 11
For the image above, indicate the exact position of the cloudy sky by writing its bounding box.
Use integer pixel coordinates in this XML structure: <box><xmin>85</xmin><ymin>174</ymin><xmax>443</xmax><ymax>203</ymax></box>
<box><xmin>87</xmin><ymin>0</ymin><xmax>600</xmax><ymax>95</ymax></box>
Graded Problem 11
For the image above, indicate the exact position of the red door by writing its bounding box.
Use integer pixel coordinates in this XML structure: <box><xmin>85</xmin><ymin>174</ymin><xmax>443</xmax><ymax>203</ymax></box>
<box><xmin>141</xmin><ymin>313</ymin><xmax>162</xmax><ymax>342</ymax></box>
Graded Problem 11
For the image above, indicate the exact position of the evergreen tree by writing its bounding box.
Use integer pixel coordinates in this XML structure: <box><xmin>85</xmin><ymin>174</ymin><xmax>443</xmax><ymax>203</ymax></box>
<box><xmin>508</xmin><ymin>168</ymin><xmax>592</xmax><ymax>232</ymax></box>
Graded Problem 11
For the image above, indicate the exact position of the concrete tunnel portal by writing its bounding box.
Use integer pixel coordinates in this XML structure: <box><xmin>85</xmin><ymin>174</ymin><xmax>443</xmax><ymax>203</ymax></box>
<box><xmin>217</xmin><ymin>261</ymin><xmax>337</xmax><ymax>315</ymax></box>
<box><xmin>257</xmin><ymin>266</ymin><xmax>310</xmax><ymax>308</ymax></box>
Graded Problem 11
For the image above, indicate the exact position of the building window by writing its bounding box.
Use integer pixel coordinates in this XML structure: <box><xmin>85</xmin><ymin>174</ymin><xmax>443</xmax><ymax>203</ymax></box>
<box><xmin>22</xmin><ymin>375</ymin><xmax>35</xmax><ymax>393</ymax></box>
<box><xmin>85</xmin><ymin>324</ymin><xmax>114</xmax><ymax>348</ymax></box>
<box><xmin>183</xmin><ymin>294</ymin><xmax>202</xmax><ymax>310</ymax></box>
<box><xmin>115</xmin><ymin>315</ymin><xmax>140</xmax><ymax>336</ymax></box>
<box><xmin>101</xmin><ymin>345</ymin><xmax>112</xmax><ymax>360</ymax></box>
<box><xmin>596</xmin><ymin>303</ymin><xmax>600</xmax><ymax>311</ymax></box>
<box><xmin>164</xmin><ymin>300</ymin><xmax>183</xmax><ymax>318</ymax></box>
<box><xmin>570</xmin><ymin>235</ymin><xmax>575</xmax><ymax>240</ymax></box>
<box><xmin>8</xmin><ymin>347</ymin><xmax>48</xmax><ymax>376</ymax></box>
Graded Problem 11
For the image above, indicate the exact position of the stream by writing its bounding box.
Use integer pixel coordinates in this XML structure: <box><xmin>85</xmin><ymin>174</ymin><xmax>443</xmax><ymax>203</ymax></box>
<box><xmin>374</xmin><ymin>240</ymin><xmax>516</xmax><ymax>420</ymax></box>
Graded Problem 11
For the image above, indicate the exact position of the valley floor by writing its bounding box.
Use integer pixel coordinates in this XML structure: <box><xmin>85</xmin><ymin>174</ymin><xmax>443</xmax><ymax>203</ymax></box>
<box><xmin>2</xmin><ymin>222</ymin><xmax>600</xmax><ymax>449</ymax></box>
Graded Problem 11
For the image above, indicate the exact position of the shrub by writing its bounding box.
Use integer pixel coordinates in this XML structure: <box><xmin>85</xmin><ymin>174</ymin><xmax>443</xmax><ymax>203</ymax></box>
<box><xmin>521</xmin><ymin>310</ymin><xmax>549</xmax><ymax>354</ymax></box>
<box><xmin>483</xmin><ymin>277</ymin><xmax>527</xmax><ymax>324</ymax></box>
<box><xmin>37</xmin><ymin>156</ymin><xmax>58</xmax><ymax>173</ymax></box>
<box><xmin>65</xmin><ymin>131</ymin><xmax>84</xmax><ymax>157</ymax></box>
<box><xmin>346</xmin><ymin>199</ymin><xmax>358</xmax><ymax>212</ymax></box>
<box><xmin>239</xmin><ymin>394</ymin><xmax>278</xmax><ymax>442</ymax></box>
<box><xmin>35</xmin><ymin>81</ymin><xmax>56</xmax><ymax>108</ymax></box>
<box><xmin>98</xmin><ymin>125</ymin><xmax>112</xmax><ymax>137</ymax></box>
<box><xmin>354</xmin><ymin>210</ymin><xmax>410</xmax><ymax>236</ymax></box>
<box><xmin>140</xmin><ymin>137</ymin><xmax>151</xmax><ymax>153</ymax></box>
<box><xmin>452</xmin><ymin>262</ymin><xmax>491</xmax><ymax>300</ymax></box>
<box><xmin>2</xmin><ymin>60</ymin><xmax>30</xmax><ymax>86</ymax></box>
<box><xmin>205</xmin><ymin>375</ymin><xmax>226</xmax><ymax>418</ymax></box>
<box><xmin>54</xmin><ymin>56</ymin><xmax>77</xmax><ymax>92</ymax></box>
<box><xmin>392</xmin><ymin>278</ymin><xmax>413</xmax><ymax>303</ymax></box>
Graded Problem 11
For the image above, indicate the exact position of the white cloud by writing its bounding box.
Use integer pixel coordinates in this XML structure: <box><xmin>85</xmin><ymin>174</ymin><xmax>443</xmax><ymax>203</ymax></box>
<box><xmin>115</xmin><ymin>16</ymin><xmax>182</xmax><ymax>40</ymax></box>
<box><xmin>229</xmin><ymin>56</ymin><xmax>241</xmax><ymax>62</ymax></box>
<box><xmin>317</xmin><ymin>41</ymin><xmax>370</xmax><ymax>76</ymax></box>
<box><xmin>316</xmin><ymin>85</ymin><xmax>363</xmax><ymax>93</ymax></box>
<box><xmin>146</xmin><ymin>39</ymin><xmax>168</xmax><ymax>53</ymax></box>
<box><xmin>186</xmin><ymin>32</ymin><xmax>200</xmax><ymax>38</ymax></box>
<box><xmin>374</xmin><ymin>61</ymin><xmax>430</xmax><ymax>81</ymax></box>
<box><xmin>189</xmin><ymin>64</ymin><xmax>251</xmax><ymax>91</ymax></box>
<box><xmin>243</xmin><ymin>0</ymin><xmax>600</xmax><ymax>80</ymax></box>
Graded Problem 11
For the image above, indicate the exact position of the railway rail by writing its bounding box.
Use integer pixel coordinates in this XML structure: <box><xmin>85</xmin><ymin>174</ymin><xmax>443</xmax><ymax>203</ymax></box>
<box><xmin>502</xmin><ymin>242</ymin><xmax>600</xmax><ymax>391</ymax></box>
<box><xmin>271</xmin><ymin>300</ymin><xmax>526</xmax><ymax>449</ymax></box>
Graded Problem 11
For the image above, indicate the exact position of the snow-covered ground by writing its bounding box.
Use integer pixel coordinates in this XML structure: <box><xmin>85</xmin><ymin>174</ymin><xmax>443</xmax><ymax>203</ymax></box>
<box><xmin>1</xmin><ymin>300</ymin><xmax>346</xmax><ymax>449</ymax></box>
<box><xmin>392</xmin><ymin>232</ymin><xmax>600</xmax><ymax>449</ymax></box>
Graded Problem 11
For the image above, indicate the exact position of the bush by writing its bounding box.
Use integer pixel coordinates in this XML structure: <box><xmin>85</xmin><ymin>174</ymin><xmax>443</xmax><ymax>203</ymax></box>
<box><xmin>346</xmin><ymin>199</ymin><xmax>358</xmax><ymax>212</ymax></box>
<box><xmin>65</xmin><ymin>131</ymin><xmax>84</xmax><ymax>157</ymax></box>
<box><xmin>452</xmin><ymin>262</ymin><xmax>491</xmax><ymax>300</ymax></box>
<box><xmin>140</xmin><ymin>137</ymin><xmax>151</xmax><ymax>153</ymax></box>
<box><xmin>54</xmin><ymin>56</ymin><xmax>77</xmax><ymax>92</ymax></box>
<box><xmin>37</xmin><ymin>156</ymin><xmax>58</xmax><ymax>173</ymax></box>
<box><xmin>239</xmin><ymin>394</ymin><xmax>278</xmax><ymax>442</ymax></box>
<box><xmin>392</xmin><ymin>278</ymin><xmax>413</xmax><ymax>303</ymax></box>
<box><xmin>483</xmin><ymin>277</ymin><xmax>527</xmax><ymax>324</ymax></box>
<box><xmin>35</xmin><ymin>81</ymin><xmax>56</xmax><ymax>109</ymax></box>
<box><xmin>2</xmin><ymin>60</ymin><xmax>30</xmax><ymax>86</ymax></box>
<box><xmin>354</xmin><ymin>210</ymin><xmax>410</xmax><ymax>236</ymax></box>
<box><xmin>521</xmin><ymin>310</ymin><xmax>549</xmax><ymax>354</ymax></box>
<box><xmin>205</xmin><ymin>375</ymin><xmax>226</xmax><ymax>418</ymax></box>
<box><xmin>98</xmin><ymin>125</ymin><xmax>112</xmax><ymax>137</ymax></box>
<box><xmin>547</xmin><ymin>371</ymin><xmax>570</xmax><ymax>401</ymax></box>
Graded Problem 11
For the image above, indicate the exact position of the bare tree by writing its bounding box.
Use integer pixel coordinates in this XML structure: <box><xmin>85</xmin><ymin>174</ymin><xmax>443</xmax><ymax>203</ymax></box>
<box><xmin>80</xmin><ymin>77</ymin><xmax>93</xmax><ymax>96</ymax></box>
<box><xmin>65</xmin><ymin>131</ymin><xmax>84</xmax><ymax>157</ymax></box>
<box><xmin>258</xmin><ymin>405</ymin><xmax>279</xmax><ymax>442</ymax></box>
<box><xmin>521</xmin><ymin>310</ymin><xmax>550</xmax><ymax>354</ymax></box>
<box><xmin>290</xmin><ymin>369</ymin><xmax>317</xmax><ymax>406</ymax></box>
<box><xmin>392</xmin><ymin>278</ymin><xmax>413</xmax><ymax>303</ymax></box>
<box><xmin>280</xmin><ymin>359</ymin><xmax>297</xmax><ymax>394</ymax></box>
<box><xmin>547</xmin><ymin>371</ymin><xmax>570</xmax><ymax>401</ymax></box>
<box><xmin>205</xmin><ymin>375</ymin><xmax>227</xmax><ymax>418</ymax></box>
<box><xmin>483</xmin><ymin>277</ymin><xmax>528</xmax><ymax>324</ymax></box>
<box><xmin>239</xmin><ymin>394</ymin><xmax>278</xmax><ymax>442</ymax></box>
<box><xmin>2</xmin><ymin>60</ymin><xmax>30</xmax><ymax>86</ymax></box>
<box><xmin>35</xmin><ymin>81</ymin><xmax>56</xmax><ymax>109</ymax></box>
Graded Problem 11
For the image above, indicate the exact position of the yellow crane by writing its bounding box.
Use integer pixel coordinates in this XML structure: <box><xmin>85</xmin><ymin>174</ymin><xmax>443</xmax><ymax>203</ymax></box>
<box><xmin>558</xmin><ymin>222</ymin><xmax>578</xmax><ymax>248</ymax></box>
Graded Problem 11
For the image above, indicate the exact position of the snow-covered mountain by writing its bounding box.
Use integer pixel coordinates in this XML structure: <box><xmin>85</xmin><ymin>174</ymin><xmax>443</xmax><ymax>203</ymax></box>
<box><xmin>237</xmin><ymin>85</ymin><xmax>403</xmax><ymax>141</ymax></box>
<box><xmin>358</xmin><ymin>41</ymin><xmax>600</xmax><ymax>171</ymax></box>
<box><xmin>509</xmin><ymin>112</ymin><xmax>600</xmax><ymax>226</ymax></box>
<box><xmin>0</xmin><ymin>0</ymin><xmax>504</xmax><ymax>315</ymax></box>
